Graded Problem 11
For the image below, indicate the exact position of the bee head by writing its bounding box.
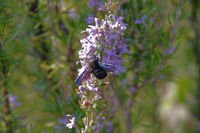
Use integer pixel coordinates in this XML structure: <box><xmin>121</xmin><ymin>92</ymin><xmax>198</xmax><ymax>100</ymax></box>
<box><xmin>88</xmin><ymin>55</ymin><xmax>99</xmax><ymax>69</ymax></box>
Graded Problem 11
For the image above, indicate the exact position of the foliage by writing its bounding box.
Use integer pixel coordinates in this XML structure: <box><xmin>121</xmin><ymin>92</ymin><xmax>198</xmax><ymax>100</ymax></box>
<box><xmin>0</xmin><ymin>0</ymin><xmax>199</xmax><ymax>133</ymax></box>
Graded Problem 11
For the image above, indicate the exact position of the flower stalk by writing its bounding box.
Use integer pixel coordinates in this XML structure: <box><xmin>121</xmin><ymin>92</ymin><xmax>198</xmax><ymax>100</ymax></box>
<box><xmin>66</xmin><ymin>1</ymin><xmax>129</xmax><ymax>132</ymax></box>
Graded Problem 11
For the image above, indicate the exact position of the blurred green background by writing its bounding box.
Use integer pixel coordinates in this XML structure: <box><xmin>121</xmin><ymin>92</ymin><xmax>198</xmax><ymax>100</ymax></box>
<box><xmin>0</xmin><ymin>0</ymin><xmax>199</xmax><ymax>133</ymax></box>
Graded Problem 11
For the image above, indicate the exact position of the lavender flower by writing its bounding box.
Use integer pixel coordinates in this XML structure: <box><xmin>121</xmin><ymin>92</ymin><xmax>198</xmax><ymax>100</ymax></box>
<box><xmin>90</xmin><ymin>0</ymin><xmax>98</xmax><ymax>8</ymax></box>
<box><xmin>90</xmin><ymin>0</ymin><xmax>106</xmax><ymax>12</ymax></box>
<box><xmin>86</xmin><ymin>14</ymin><xmax>95</xmax><ymax>25</ymax></box>
<box><xmin>9</xmin><ymin>94</ymin><xmax>22</xmax><ymax>108</ymax></box>
<box><xmin>73</xmin><ymin>2</ymin><xmax>129</xmax><ymax>131</ymax></box>
<box><xmin>76</xmin><ymin>12</ymin><xmax>129</xmax><ymax>113</ymax></box>
<box><xmin>79</xmin><ymin>14</ymin><xmax>129</xmax><ymax>76</ymax></box>
<box><xmin>98</xmin><ymin>1</ymin><xmax>105</xmax><ymax>11</ymax></box>
<box><xmin>135</xmin><ymin>18</ymin><xmax>142</xmax><ymax>24</ymax></box>
<box><xmin>135</xmin><ymin>14</ymin><xmax>148</xmax><ymax>25</ymax></box>
<box><xmin>66</xmin><ymin>114</ymin><xmax>76</xmax><ymax>129</ymax></box>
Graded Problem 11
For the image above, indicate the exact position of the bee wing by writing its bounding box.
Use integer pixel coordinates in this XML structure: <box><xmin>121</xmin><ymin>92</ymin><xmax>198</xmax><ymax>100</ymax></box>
<box><xmin>99</xmin><ymin>63</ymin><xmax>117</xmax><ymax>73</ymax></box>
<box><xmin>75</xmin><ymin>68</ymin><xmax>91</xmax><ymax>85</ymax></box>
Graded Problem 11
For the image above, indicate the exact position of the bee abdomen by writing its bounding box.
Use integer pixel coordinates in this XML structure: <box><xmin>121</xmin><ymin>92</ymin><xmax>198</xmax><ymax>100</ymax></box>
<box><xmin>93</xmin><ymin>68</ymin><xmax>107</xmax><ymax>79</ymax></box>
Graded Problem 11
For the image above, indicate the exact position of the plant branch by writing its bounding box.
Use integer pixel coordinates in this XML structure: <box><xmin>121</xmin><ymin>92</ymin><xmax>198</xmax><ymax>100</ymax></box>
<box><xmin>0</xmin><ymin>43</ymin><xmax>12</xmax><ymax>133</ymax></box>
<box><xmin>138</xmin><ymin>4</ymin><xmax>182</xmax><ymax>90</ymax></box>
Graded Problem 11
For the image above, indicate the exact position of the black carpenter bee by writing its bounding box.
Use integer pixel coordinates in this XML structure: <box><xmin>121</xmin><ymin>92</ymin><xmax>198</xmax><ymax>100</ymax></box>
<box><xmin>75</xmin><ymin>56</ymin><xmax>116</xmax><ymax>85</ymax></box>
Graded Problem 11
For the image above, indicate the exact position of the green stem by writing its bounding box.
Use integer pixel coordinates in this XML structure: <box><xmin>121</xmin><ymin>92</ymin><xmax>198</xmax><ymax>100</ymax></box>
<box><xmin>0</xmin><ymin>43</ymin><xmax>12</xmax><ymax>133</ymax></box>
<box><xmin>191</xmin><ymin>0</ymin><xmax>200</xmax><ymax>119</ymax></box>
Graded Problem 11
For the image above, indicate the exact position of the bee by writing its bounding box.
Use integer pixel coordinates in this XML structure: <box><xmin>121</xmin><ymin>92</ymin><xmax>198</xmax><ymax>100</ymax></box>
<box><xmin>75</xmin><ymin>56</ymin><xmax>116</xmax><ymax>85</ymax></box>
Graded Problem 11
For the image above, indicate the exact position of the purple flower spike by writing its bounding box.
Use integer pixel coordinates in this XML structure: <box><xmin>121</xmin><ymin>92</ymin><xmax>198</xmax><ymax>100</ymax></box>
<box><xmin>71</xmin><ymin>1</ymin><xmax>130</xmax><ymax>131</ymax></box>
<box><xmin>78</xmin><ymin>13</ymin><xmax>129</xmax><ymax>87</ymax></box>
<box><xmin>87</xmin><ymin>14</ymin><xmax>95</xmax><ymax>25</ymax></box>
<box><xmin>90</xmin><ymin>0</ymin><xmax>98</xmax><ymax>8</ymax></box>
<box><xmin>98</xmin><ymin>1</ymin><xmax>105</xmax><ymax>11</ymax></box>
<box><xmin>135</xmin><ymin>14</ymin><xmax>148</xmax><ymax>25</ymax></box>
<box><xmin>135</xmin><ymin>18</ymin><xmax>142</xmax><ymax>24</ymax></box>
<box><xmin>73</xmin><ymin>1</ymin><xmax>129</xmax><ymax>130</ymax></box>
<box><xmin>141</xmin><ymin>14</ymin><xmax>148</xmax><ymax>23</ymax></box>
